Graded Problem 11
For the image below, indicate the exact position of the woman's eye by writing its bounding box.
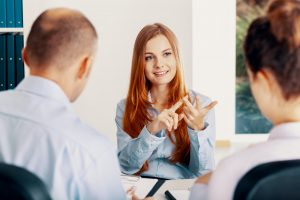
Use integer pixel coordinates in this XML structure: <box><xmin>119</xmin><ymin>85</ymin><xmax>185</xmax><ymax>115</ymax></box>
<box><xmin>145</xmin><ymin>56</ymin><xmax>153</xmax><ymax>61</ymax></box>
<box><xmin>163</xmin><ymin>52</ymin><xmax>172</xmax><ymax>57</ymax></box>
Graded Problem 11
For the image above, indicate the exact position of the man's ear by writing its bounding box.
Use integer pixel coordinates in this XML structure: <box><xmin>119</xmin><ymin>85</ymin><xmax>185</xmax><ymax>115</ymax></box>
<box><xmin>22</xmin><ymin>47</ymin><xmax>29</xmax><ymax>67</ymax></box>
<box><xmin>77</xmin><ymin>56</ymin><xmax>92</xmax><ymax>79</ymax></box>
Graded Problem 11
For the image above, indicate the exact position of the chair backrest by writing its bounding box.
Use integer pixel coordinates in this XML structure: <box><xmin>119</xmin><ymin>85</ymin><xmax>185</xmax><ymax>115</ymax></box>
<box><xmin>0</xmin><ymin>163</ymin><xmax>51</xmax><ymax>200</ymax></box>
<box><xmin>233</xmin><ymin>160</ymin><xmax>300</xmax><ymax>200</ymax></box>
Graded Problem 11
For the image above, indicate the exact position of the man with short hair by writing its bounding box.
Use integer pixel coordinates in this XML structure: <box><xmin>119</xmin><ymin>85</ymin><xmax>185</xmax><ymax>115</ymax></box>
<box><xmin>0</xmin><ymin>8</ymin><xmax>126</xmax><ymax>199</ymax></box>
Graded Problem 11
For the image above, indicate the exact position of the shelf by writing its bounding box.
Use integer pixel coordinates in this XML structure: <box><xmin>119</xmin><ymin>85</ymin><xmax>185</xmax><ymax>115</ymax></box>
<box><xmin>0</xmin><ymin>28</ymin><xmax>24</xmax><ymax>33</ymax></box>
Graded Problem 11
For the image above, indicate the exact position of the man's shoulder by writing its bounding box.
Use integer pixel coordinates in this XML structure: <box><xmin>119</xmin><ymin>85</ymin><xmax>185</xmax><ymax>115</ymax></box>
<box><xmin>0</xmin><ymin>90</ymin><xmax>15</xmax><ymax>102</ymax></box>
<box><xmin>0</xmin><ymin>89</ymin><xmax>114</xmax><ymax>159</ymax></box>
<box><xmin>60</xmin><ymin>117</ymin><xmax>114</xmax><ymax>158</ymax></box>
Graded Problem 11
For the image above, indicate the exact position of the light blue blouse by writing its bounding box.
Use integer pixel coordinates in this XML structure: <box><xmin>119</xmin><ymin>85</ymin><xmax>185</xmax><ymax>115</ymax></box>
<box><xmin>115</xmin><ymin>90</ymin><xmax>216</xmax><ymax>179</ymax></box>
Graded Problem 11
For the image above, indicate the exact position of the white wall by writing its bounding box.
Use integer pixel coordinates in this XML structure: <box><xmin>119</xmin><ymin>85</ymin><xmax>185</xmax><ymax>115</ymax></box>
<box><xmin>23</xmin><ymin>0</ymin><xmax>192</xmax><ymax>144</ymax></box>
<box><xmin>192</xmin><ymin>0</ymin><xmax>236</xmax><ymax>140</ymax></box>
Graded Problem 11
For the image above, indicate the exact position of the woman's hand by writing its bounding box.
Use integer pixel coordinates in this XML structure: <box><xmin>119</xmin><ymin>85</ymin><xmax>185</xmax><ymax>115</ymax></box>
<box><xmin>146</xmin><ymin>100</ymin><xmax>183</xmax><ymax>134</ymax></box>
<box><xmin>182</xmin><ymin>96</ymin><xmax>217</xmax><ymax>131</ymax></box>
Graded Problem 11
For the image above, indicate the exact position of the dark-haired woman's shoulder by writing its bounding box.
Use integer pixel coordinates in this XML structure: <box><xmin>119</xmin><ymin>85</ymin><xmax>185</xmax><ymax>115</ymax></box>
<box><xmin>188</xmin><ymin>89</ymin><xmax>212</xmax><ymax>107</ymax></box>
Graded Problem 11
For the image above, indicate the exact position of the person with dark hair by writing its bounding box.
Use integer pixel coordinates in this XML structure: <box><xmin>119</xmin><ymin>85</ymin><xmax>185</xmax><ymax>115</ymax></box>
<box><xmin>189</xmin><ymin>0</ymin><xmax>300</xmax><ymax>199</ymax></box>
<box><xmin>0</xmin><ymin>8</ymin><xmax>126</xmax><ymax>199</ymax></box>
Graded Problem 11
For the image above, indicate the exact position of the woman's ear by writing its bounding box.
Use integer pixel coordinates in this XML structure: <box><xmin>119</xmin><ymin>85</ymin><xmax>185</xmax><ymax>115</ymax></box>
<box><xmin>256</xmin><ymin>70</ymin><xmax>270</xmax><ymax>90</ymax></box>
<box><xmin>256</xmin><ymin>69</ymin><xmax>281</xmax><ymax>97</ymax></box>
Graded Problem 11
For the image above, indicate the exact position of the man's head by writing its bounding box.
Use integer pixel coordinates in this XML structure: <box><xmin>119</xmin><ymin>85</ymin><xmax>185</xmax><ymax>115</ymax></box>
<box><xmin>23</xmin><ymin>8</ymin><xmax>98</xmax><ymax>102</ymax></box>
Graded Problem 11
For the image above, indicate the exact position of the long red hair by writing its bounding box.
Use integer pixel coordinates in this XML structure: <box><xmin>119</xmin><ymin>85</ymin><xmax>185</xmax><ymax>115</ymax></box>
<box><xmin>123</xmin><ymin>23</ymin><xmax>190</xmax><ymax>173</ymax></box>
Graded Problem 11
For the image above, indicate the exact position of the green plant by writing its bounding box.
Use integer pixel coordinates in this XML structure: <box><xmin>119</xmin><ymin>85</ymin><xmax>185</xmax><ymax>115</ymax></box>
<box><xmin>236</xmin><ymin>82</ymin><xmax>272</xmax><ymax>133</ymax></box>
<box><xmin>235</xmin><ymin>1</ymin><xmax>272</xmax><ymax>134</ymax></box>
<box><xmin>236</xmin><ymin>6</ymin><xmax>263</xmax><ymax>78</ymax></box>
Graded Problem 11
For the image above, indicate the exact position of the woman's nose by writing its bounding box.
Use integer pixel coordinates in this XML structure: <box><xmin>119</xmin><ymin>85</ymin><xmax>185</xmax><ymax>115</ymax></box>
<box><xmin>155</xmin><ymin>58</ymin><xmax>164</xmax><ymax>68</ymax></box>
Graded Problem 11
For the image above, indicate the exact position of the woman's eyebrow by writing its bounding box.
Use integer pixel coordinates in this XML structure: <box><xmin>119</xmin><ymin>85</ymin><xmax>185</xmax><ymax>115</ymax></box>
<box><xmin>145</xmin><ymin>48</ymin><xmax>172</xmax><ymax>54</ymax></box>
<box><xmin>162</xmin><ymin>48</ymin><xmax>172</xmax><ymax>52</ymax></box>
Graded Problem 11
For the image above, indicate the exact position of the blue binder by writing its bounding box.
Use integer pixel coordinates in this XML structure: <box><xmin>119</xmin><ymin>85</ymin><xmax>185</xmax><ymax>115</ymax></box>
<box><xmin>6</xmin><ymin>0</ymin><xmax>15</xmax><ymax>27</ymax></box>
<box><xmin>0</xmin><ymin>34</ymin><xmax>6</xmax><ymax>91</ymax></box>
<box><xmin>0</xmin><ymin>0</ymin><xmax>6</xmax><ymax>27</ymax></box>
<box><xmin>14</xmin><ymin>0</ymin><xmax>22</xmax><ymax>27</ymax></box>
<box><xmin>15</xmin><ymin>33</ymin><xmax>24</xmax><ymax>85</ymax></box>
<box><xmin>6</xmin><ymin>34</ymin><xmax>15</xmax><ymax>89</ymax></box>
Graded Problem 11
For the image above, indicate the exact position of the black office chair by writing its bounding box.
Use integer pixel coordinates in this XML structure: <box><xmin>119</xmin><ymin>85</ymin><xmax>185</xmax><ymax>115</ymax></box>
<box><xmin>233</xmin><ymin>160</ymin><xmax>300</xmax><ymax>200</ymax></box>
<box><xmin>0</xmin><ymin>163</ymin><xmax>51</xmax><ymax>200</ymax></box>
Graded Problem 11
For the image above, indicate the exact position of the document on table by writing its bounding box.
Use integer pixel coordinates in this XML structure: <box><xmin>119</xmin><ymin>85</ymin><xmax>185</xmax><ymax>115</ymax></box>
<box><xmin>121</xmin><ymin>174</ymin><xmax>158</xmax><ymax>198</ymax></box>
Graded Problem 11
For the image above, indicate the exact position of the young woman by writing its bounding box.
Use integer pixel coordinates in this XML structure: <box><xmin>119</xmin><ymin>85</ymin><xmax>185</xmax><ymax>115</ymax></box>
<box><xmin>190</xmin><ymin>0</ymin><xmax>300</xmax><ymax>199</ymax></box>
<box><xmin>115</xmin><ymin>23</ymin><xmax>217</xmax><ymax>179</ymax></box>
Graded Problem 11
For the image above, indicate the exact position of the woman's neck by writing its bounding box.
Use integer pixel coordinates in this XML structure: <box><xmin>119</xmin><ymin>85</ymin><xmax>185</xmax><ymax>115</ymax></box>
<box><xmin>150</xmin><ymin>85</ymin><xmax>169</xmax><ymax>110</ymax></box>
<box><xmin>272</xmin><ymin>99</ymin><xmax>300</xmax><ymax>125</ymax></box>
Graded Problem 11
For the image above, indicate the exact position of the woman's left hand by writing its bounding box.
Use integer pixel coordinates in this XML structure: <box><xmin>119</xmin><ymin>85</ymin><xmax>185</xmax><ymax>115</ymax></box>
<box><xmin>181</xmin><ymin>96</ymin><xmax>217</xmax><ymax>131</ymax></box>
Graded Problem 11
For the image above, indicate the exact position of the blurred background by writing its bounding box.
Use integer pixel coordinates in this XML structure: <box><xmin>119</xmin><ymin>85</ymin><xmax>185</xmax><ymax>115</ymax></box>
<box><xmin>236</xmin><ymin>0</ymin><xmax>272</xmax><ymax>133</ymax></box>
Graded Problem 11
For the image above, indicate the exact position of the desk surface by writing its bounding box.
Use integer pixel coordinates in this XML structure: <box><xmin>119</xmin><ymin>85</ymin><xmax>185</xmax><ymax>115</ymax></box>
<box><xmin>122</xmin><ymin>174</ymin><xmax>196</xmax><ymax>200</ymax></box>
<box><xmin>153</xmin><ymin>179</ymin><xmax>195</xmax><ymax>200</ymax></box>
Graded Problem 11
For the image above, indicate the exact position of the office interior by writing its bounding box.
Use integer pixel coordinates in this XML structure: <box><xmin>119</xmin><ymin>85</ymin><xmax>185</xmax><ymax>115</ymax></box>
<box><xmin>16</xmin><ymin>0</ymin><xmax>246</xmax><ymax>164</ymax></box>
<box><xmin>0</xmin><ymin>0</ymin><xmax>278</xmax><ymax>199</ymax></box>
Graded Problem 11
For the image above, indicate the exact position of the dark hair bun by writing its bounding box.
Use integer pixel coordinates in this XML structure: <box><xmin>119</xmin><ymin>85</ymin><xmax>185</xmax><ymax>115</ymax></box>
<box><xmin>268</xmin><ymin>0</ymin><xmax>300</xmax><ymax>49</ymax></box>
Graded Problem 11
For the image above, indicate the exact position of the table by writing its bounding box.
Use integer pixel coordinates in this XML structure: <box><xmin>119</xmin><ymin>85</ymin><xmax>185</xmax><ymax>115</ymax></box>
<box><xmin>152</xmin><ymin>179</ymin><xmax>195</xmax><ymax>200</ymax></box>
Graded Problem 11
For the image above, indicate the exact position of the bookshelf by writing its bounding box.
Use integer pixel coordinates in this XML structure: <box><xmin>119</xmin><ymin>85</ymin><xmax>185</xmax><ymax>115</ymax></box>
<box><xmin>0</xmin><ymin>28</ymin><xmax>24</xmax><ymax>33</ymax></box>
<box><xmin>0</xmin><ymin>0</ymin><xmax>25</xmax><ymax>91</ymax></box>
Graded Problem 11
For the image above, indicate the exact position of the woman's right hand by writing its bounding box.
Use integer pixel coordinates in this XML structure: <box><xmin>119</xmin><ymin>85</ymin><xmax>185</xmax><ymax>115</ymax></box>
<box><xmin>146</xmin><ymin>99</ymin><xmax>184</xmax><ymax>134</ymax></box>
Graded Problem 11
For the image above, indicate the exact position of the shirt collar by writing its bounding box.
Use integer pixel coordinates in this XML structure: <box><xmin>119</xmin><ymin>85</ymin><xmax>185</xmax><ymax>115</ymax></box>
<box><xmin>16</xmin><ymin>75</ymin><xmax>71</xmax><ymax>108</ymax></box>
<box><xmin>268</xmin><ymin>122</ymin><xmax>300</xmax><ymax>140</ymax></box>
<box><xmin>148</xmin><ymin>91</ymin><xmax>154</xmax><ymax>103</ymax></box>
<box><xmin>148</xmin><ymin>91</ymin><xmax>161</xmax><ymax>115</ymax></box>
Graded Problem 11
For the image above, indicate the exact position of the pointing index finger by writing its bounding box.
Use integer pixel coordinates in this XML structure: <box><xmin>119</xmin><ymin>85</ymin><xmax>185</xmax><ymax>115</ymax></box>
<box><xmin>182</xmin><ymin>95</ymin><xmax>194</xmax><ymax>109</ymax></box>
<box><xmin>169</xmin><ymin>99</ymin><xmax>183</xmax><ymax>113</ymax></box>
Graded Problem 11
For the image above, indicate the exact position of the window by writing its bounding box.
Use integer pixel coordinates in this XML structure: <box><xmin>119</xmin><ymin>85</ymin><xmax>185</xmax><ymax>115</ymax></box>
<box><xmin>192</xmin><ymin>0</ymin><xmax>270</xmax><ymax>141</ymax></box>
<box><xmin>236</xmin><ymin>0</ymin><xmax>272</xmax><ymax>134</ymax></box>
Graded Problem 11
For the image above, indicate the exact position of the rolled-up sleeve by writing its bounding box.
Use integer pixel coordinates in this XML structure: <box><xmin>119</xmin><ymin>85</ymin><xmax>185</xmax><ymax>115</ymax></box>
<box><xmin>188</xmin><ymin>95</ymin><xmax>216</xmax><ymax>176</ymax></box>
<box><xmin>115</xmin><ymin>100</ymin><xmax>165</xmax><ymax>174</ymax></box>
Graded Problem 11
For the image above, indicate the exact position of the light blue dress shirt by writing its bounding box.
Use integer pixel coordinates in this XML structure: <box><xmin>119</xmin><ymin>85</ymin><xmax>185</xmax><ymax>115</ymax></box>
<box><xmin>0</xmin><ymin>76</ymin><xmax>126</xmax><ymax>200</ymax></box>
<box><xmin>115</xmin><ymin>90</ymin><xmax>215</xmax><ymax>179</ymax></box>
